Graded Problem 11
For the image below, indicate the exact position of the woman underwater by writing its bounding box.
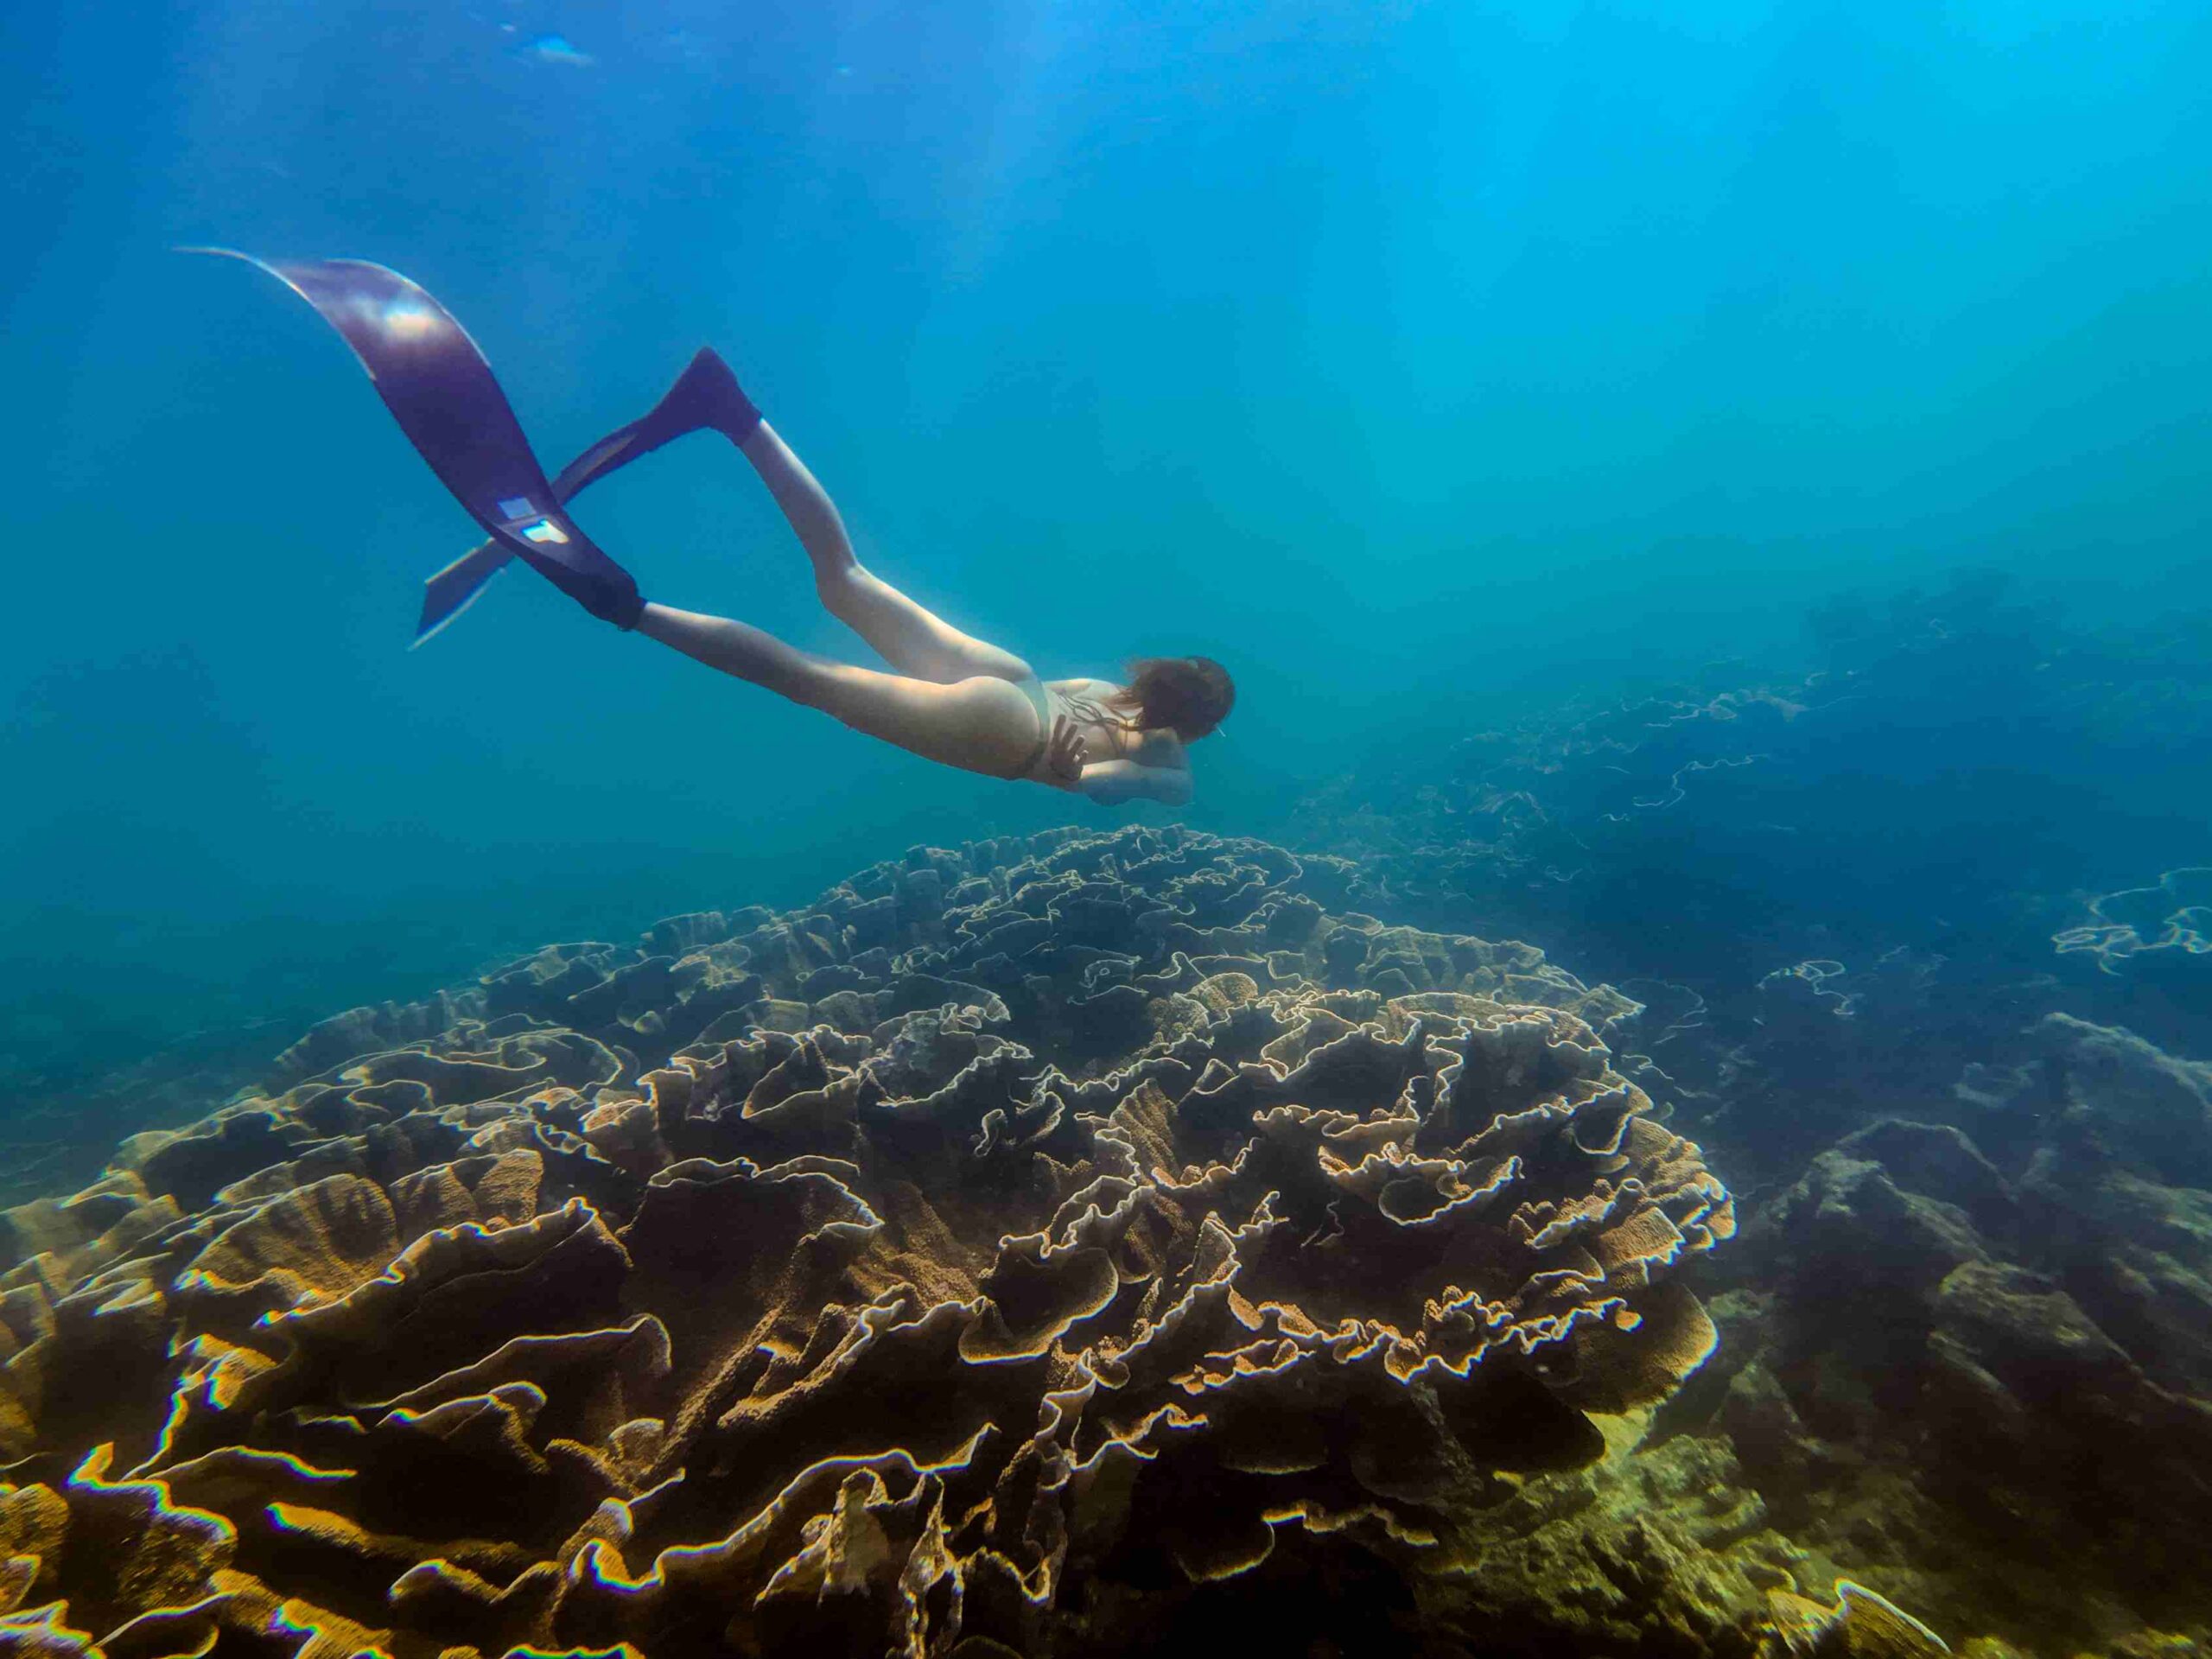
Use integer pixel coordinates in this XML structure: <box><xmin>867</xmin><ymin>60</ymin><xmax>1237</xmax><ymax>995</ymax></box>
<box><xmin>211</xmin><ymin>255</ymin><xmax>1231</xmax><ymax>807</ymax></box>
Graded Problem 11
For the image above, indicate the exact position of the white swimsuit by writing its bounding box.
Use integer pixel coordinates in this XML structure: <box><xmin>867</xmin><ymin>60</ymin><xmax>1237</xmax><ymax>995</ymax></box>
<box><xmin>1007</xmin><ymin>680</ymin><xmax>1130</xmax><ymax>780</ymax></box>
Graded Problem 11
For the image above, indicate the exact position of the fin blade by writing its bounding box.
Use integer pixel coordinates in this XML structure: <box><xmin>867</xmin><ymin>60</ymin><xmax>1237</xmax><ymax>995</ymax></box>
<box><xmin>414</xmin><ymin>540</ymin><xmax>512</xmax><ymax>645</ymax></box>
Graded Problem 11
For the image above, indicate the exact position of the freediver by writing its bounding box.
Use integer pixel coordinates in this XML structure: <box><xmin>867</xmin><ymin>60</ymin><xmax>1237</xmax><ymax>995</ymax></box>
<box><xmin>207</xmin><ymin>255</ymin><xmax>1231</xmax><ymax>808</ymax></box>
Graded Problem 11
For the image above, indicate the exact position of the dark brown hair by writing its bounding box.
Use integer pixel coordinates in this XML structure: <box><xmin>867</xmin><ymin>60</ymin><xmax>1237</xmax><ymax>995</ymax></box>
<box><xmin>1109</xmin><ymin>656</ymin><xmax>1235</xmax><ymax>741</ymax></box>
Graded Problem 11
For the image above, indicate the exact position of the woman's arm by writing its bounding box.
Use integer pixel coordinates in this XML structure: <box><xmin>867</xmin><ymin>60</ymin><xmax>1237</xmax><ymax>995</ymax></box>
<box><xmin>1044</xmin><ymin>717</ymin><xmax>1192</xmax><ymax>806</ymax></box>
<box><xmin>1077</xmin><ymin>759</ymin><xmax>1192</xmax><ymax>807</ymax></box>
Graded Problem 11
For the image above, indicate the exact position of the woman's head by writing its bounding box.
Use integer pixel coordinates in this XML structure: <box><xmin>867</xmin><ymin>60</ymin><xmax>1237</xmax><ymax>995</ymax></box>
<box><xmin>1110</xmin><ymin>656</ymin><xmax>1236</xmax><ymax>741</ymax></box>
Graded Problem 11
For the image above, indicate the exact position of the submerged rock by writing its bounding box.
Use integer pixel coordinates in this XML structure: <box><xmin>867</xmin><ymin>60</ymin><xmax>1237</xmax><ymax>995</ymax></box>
<box><xmin>1687</xmin><ymin>1016</ymin><xmax>2212</xmax><ymax>1649</ymax></box>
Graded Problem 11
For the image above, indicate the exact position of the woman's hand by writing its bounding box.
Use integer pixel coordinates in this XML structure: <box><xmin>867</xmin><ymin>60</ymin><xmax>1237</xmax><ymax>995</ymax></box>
<box><xmin>1045</xmin><ymin>715</ymin><xmax>1088</xmax><ymax>784</ymax></box>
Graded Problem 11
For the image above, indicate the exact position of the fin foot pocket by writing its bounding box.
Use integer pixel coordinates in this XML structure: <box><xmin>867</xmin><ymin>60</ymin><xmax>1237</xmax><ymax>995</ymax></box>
<box><xmin>416</xmin><ymin>345</ymin><xmax>760</xmax><ymax>640</ymax></box>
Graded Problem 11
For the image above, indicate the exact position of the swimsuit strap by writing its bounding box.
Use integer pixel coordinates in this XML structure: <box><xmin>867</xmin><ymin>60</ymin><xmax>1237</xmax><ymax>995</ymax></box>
<box><xmin>1008</xmin><ymin>683</ymin><xmax>1134</xmax><ymax>780</ymax></box>
<box><xmin>1058</xmin><ymin>691</ymin><xmax>1133</xmax><ymax>759</ymax></box>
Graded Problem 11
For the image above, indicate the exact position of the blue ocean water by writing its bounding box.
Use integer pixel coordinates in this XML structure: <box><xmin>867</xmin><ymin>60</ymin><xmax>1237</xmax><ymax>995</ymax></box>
<box><xmin>10</xmin><ymin>6</ymin><xmax>2212</xmax><ymax>1648</ymax></box>
<box><xmin>3</xmin><ymin>0</ymin><xmax>2208</xmax><ymax>1086</ymax></box>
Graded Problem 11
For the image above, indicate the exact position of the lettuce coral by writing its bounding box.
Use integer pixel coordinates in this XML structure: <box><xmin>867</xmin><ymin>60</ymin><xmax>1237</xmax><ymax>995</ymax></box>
<box><xmin>0</xmin><ymin>827</ymin><xmax>1738</xmax><ymax>1656</ymax></box>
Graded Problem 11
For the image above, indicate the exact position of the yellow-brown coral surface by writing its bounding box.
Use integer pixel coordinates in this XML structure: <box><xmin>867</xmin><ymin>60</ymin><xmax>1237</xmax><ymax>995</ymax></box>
<box><xmin>0</xmin><ymin>827</ymin><xmax>1737</xmax><ymax>1657</ymax></box>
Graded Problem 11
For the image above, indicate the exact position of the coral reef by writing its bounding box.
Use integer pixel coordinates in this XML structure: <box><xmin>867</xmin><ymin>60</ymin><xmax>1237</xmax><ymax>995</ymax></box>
<box><xmin>10</xmin><ymin>573</ymin><xmax>2207</xmax><ymax>1657</ymax></box>
<box><xmin>2051</xmin><ymin>868</ymin><xmax>2212</xmax><ymax>1046</ymax></box>
<box><xmin>1604</xmin><ymin>949</ymin><xmax>2053</xmax><ymax>1186</ymax></box>
<box><xmin>1297</xmin><ymin>575</ymin><xmax>2212</xmax><ymax>1055</ymax></box>
<box><xmin>1670</xmin><ymin>1015</ymin><xmax>2212</xmax><ymax>1648</ymax></box>
<box><xmin>0</xmin><ymin>828</ymin><xmax>1764</xmax><ymax>1657</ymax></box>
<box><xmin>1266</xmin><ymin>581</ymin><xmax>2212</xmax><ymax>1655</ymax></box>
<box><xmin>2055</xmin><ymin>868</ymin><xmax>2212</xmax><ymax>976</ymax></box>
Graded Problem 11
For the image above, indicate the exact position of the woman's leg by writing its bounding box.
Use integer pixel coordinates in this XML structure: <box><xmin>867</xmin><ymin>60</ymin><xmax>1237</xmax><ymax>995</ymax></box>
<box><xmin>636</xmin><ymin>603</ymin><xmax>1042</xmax><ymax>779</ymax></box>
<box><xmin>737</xmin><ymin>423</ymin><xmax>1034</xmax><ymax>685</ymax></box>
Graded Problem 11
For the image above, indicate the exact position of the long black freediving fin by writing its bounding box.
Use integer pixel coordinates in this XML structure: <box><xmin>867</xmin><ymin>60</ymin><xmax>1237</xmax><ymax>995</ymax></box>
<box><xmin>191</xmin><ymin>250</ymin><xmax>645</xmax><ymax>630</ymax></box>
<box><xmin>415</xmin><ymin>345</ymin><xmax>760</xmax><ymax>643</ymax></box>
